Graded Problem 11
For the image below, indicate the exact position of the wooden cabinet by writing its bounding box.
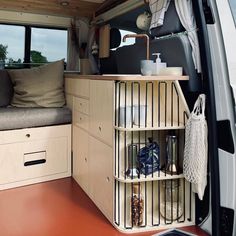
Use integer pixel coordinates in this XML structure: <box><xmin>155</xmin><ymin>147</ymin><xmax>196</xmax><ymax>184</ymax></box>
<box><xmin>90</xmin><ymin>80</ymin><xmax>113</xmax><ymax>146</ymax></box>
<box><xmin>89</xmin><ymin>136</ymin><xmax>113</xmax><ymax>221</ymax></box>
<box><xmin>68</xmin><ymin>78</ymin><xmax>113</xmax><ymax>221</ymax></box>
<box><xmin>73</xmin><ymin>125</ymin><xmax>89</xmax><ymax>193</ymax></box>
<box><xmin>65</xmin><ymin>75</ymin><xmax>195</xmax><ymax>233</ymax></box>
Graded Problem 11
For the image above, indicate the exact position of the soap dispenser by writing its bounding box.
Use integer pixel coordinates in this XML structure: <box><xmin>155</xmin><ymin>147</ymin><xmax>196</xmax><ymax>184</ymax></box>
<box><xmin>152</xmin><ymin>53</ymin><xmax>167</xmax><ymax>75</ymax></box>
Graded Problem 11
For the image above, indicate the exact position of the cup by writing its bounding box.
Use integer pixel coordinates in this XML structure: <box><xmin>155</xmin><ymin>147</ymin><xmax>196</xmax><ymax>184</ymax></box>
<box><xmin>133</xmin><ymin>105</ymin><xmax>146</xmax><ymax>127</ymax></box>
<box><xmin>119</xmin><ymin>106</ymin><xmax>132</xmax><ymax>128</ymax></box>
<box><xmin>140</xmin><ymin>60</ymin><xmax>153</xmax><ymax>76</ymax></box>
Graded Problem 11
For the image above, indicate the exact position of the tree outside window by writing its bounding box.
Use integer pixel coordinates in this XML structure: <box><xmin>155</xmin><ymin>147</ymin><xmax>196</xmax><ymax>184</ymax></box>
<box><xmin>0</xmin><ymin>44</ymin><xmax>8</xmax><ymax>68</ymax></box>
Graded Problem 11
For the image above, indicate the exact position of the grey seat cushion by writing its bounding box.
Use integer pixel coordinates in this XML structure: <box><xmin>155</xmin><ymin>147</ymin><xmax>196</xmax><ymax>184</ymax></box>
<box><xmin>0</xmin><ymin>70</ymin><xmax>13</xmax><ymax>107</ymax></box>
<box><xmin>0</xmin><ymin>107</ymin><xmax>72</xmax><ymax>131</ymax></box>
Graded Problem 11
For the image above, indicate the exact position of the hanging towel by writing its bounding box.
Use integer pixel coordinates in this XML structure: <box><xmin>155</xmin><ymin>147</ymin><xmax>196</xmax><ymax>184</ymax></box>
<box><xmin>149</xmin><ymin>0</ymin><xmax>171</xmax><ymax>30</ymax></box>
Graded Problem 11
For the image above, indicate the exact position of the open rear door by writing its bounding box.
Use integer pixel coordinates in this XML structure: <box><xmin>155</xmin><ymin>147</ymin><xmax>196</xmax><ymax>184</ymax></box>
<box><xmin>197</xmin><ymin>0</ymin><xmax>236</xmax><ymax>235</ymax></box>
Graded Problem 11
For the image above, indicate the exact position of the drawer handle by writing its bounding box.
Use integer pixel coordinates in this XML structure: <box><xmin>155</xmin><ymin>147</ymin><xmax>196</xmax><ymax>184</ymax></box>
<box><xmin>24</xmin><ymin>159</ymin><xmax>46</xmax><ymax>166</ymax></box>
<box><xmin>99</xmin><ymin>126</ymin><xmax>102</xmax><ymax>132</ymax></box>
<box><xmin>26</xmin><ymin>134</ymin><xmax>30</xmax><ymax>138</ymax></box>
<box><xmin>106</xmin><ymin>177</ymin><xmax>110</xmax><ymax>182</ymax></box>
<box><xmin>85</xmin><ymin>157</ymin><xmax>87</xmax><ymax>162</ymax></box>
<box><xmin>80</xmin><ymin>117</ymin><xmax>82</xmax><ymax>121</ymax></box>
<box><xmin>80</xmin><ymin>103</ymin><xmax>83</xmax><ymax>106</ymax></box>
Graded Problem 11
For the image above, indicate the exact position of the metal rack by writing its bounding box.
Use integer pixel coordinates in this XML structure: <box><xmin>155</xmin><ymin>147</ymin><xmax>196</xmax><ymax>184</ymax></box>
<box><xmin>113</xmin><ymin>80</ymin><xmax>194</xmax><ymax>232</ymax></box>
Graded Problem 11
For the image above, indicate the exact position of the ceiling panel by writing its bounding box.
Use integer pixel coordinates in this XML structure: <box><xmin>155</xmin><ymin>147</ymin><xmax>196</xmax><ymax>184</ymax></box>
<box><xmin>0</xmin><ymin>0</ymin><xmax>104</xmax><ymax>17</ymax></box>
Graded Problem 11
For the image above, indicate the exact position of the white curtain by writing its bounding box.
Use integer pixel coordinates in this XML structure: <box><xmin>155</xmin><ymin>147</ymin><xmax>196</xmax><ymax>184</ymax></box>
<box><xmin>175</xmin><ymin>0</ymin><xmax>201</xmax><ymax>73</ymax></box>
<box><xmin>87</xmin><ymin>26</ymin><xmax>99</xmax><ymax>74</ymax></box>
<box><xmin>149</xmin><ymin>0</ymin><xmax>202</xmax><ymax>73</ymax></box>
<box><xmin>67</xmin><ymin>19</ymin><xmax>80</xmax><ymax>71</ymax></box>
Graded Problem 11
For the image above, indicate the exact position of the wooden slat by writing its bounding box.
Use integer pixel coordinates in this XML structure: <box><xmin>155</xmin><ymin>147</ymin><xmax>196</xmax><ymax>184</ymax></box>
<box><xmin>0</xmin><ymin>0</ymin><xmax>103</xmax><ymax>17</ymax></box>
<box><xmin>64</xmin><ymin>74</ymin><xmax>190</xmax><ymax>81</ymax></box>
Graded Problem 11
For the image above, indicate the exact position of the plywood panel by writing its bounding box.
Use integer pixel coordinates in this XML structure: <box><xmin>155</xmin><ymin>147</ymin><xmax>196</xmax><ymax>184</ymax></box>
<box><xmin>0</xmin><ymin>0</ymin><xmax>105</xmax><ymax>17</ymax></box>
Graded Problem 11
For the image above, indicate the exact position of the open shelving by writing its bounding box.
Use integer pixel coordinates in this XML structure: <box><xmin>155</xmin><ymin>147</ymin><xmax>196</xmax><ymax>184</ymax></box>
<box><xmin>113</xmin><ymin>79</ymin><xmax>195</xmax><ymax>232</ymax></box>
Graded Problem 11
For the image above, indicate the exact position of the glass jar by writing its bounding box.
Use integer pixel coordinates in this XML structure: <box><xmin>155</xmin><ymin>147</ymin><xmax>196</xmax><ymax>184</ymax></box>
<box><xmin>131</xmin><ymin>183</ymin><xmax>144</xmax><ymax>226</ymax></box>
<box><xmin>160</xmin><ymin>179</ymin><xmax>183</xmax><ymax>221</ymax></box>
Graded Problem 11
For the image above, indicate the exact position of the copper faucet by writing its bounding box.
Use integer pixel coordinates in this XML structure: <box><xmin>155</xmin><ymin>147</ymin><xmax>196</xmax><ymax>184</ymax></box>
<box><xmin>122</xmin><ymin>34</ymin><xmax>150</xmax><ymax>60</ymax></box>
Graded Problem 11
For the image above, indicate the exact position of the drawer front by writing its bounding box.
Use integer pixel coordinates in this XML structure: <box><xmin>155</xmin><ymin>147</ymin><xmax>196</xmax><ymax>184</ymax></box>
<box><xmin>0</xmin><ymin>137</ymin><xmax>69</xmax><ymax>185</ymax></box>
<box><xmin>0</xmin><ymin>125</ymin><xmax>71</xmax><ymax>145</ymax></box>
<box><xmin>73</xmin><ymin>97</ymin><xmax>89</xmax><ymax>115</ymax></box>
<box><xmin>65</xmin><ymin>78</ymin><xmax>89</xmax><ymax>98</ymax></box>
<box><xmin>73</xmin><ymin>111</ymin><xmax>89</xmax><ymax>131</ymax></box>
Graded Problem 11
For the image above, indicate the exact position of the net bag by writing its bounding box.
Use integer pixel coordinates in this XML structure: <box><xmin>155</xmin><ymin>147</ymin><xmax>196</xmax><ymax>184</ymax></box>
<box><xmin>183</xmin><ymin>94</ymin><xmax>208</xmax><ymax>200</ymax></box>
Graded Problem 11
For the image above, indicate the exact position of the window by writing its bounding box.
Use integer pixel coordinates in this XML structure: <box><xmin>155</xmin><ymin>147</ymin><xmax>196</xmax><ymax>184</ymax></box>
<box><xmin>0</xmin><ymin>24</ymin><xmax>25</xmax><ymax>68</ymax></box>
<box><xmin>119</xmin><ymin>30</ymin><xmax>135</xmax><ymax>47</ymax></box>
<box><xmin>31</xmin><ymin>28</ymin><xmax>67</xmax><ymax>64</ymax></box>
<box><xmin>0</xmin><ymin>24</ymin><xmax>68</xmax><ymax>69</ymax></box>
<box><xmin>229</xmin><ymin>0</ymin><xmax>236</xmax><ymax>27</ymax></box>
<box><xmin>111</xmin><ymin>29</ymin><xmax>135</xmax><ymax>51</ymax></box>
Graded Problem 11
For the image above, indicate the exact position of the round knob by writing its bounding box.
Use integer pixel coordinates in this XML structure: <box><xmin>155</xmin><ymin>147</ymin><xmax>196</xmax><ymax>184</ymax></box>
<box><xmin>26</xmin><ymin>134</ymin><xmax>30</xmax><ymax>138</ymax></box>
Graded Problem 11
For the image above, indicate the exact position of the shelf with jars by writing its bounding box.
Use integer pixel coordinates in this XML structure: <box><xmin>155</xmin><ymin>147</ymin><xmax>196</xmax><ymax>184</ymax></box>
<box><xmin>113</xmin><ymin>80</ymin><xmax>195</xmax><ymax>232</ymax></box>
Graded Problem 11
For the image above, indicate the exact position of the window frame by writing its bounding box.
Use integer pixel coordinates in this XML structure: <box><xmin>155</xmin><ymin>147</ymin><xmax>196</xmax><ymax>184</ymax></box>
<box><xmin>0</xmin><ymin>23</ymin><xmax>67</xmax><ymax>68</ymax></box>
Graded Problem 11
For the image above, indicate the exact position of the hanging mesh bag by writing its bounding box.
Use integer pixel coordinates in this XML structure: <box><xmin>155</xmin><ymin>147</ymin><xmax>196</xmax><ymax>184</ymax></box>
<box><xmin>183</xmin><ymin>94</ymin><xmax>208</xmax><ymax>200</ymax></box>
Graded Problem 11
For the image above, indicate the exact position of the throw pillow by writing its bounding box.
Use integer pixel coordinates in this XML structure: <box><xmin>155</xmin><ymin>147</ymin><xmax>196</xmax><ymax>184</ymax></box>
<box><xmin>0</xmin><ymin>70</ymin><xmax>13</xmax><ymax>107</ymax></box>
<box><xmin>9</xmin><ymin>60</ymin><xmax>65</xmax><ymax>107</ymax></box>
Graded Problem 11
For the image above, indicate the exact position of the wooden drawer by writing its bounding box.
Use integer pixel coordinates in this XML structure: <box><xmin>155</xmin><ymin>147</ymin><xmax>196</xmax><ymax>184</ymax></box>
<box><xmin>73</xmin><ymin>111</ymin><xmax>89</xmax><ymax>131</ymax></box>
<box><xmin>0</xmin><ymin>125</ymin><xmax>70</xmax><ymax>145</ymax></box>
<box><xmin>0</xmin><ymin>125</ymin><xmax>71</xmax><ymax>190</ymax></box>
<box><xmin>90</xmin><ymin>80</ymin><xmax>113</xmax><ymax>146</ymax></box>
<box><xmin>73</xmin><ymin>97</ymin><xmax>89</xmax><ymax>115</ymax></box>
<box><xmin>65</xmin><ymin>78</ymin><xmax>89</xmax><ymax>98</ymax></box>
<box><xmin>0</xmin><ymin>138</ymin><xmax>68</xmax><ymax>186</ymax></box>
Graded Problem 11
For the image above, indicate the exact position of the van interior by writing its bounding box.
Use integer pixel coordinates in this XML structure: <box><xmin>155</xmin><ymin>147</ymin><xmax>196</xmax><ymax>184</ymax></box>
<box><xmin>0</xmin><ymin>0</ymin><xmax>235</xmax><ymax>236</ymax></box>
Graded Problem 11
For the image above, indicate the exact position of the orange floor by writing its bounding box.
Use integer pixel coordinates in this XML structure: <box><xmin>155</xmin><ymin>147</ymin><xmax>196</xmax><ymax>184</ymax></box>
<box><xmin>0</xmin><ymin>178</ymin><xmax>209</xmax><ymax>236</ymax></box>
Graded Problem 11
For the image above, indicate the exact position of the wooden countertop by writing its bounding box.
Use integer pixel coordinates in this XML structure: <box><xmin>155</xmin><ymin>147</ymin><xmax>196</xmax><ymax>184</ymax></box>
<box><xmin>64</xmin><ymin>73</ymin><xmax>189</xmax><ymax>81</ymax></box>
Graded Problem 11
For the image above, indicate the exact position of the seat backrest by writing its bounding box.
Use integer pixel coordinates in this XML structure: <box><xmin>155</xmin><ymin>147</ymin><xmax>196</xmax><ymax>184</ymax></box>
<box><xmin>150</xmin><ymin>0</ymin><xmax>184</xmax><ymax>37</ymax></box>
<box><xmin>115</xmin><ymin>0</ymin><xmax>201</xmax><ymax>97</ymax></box>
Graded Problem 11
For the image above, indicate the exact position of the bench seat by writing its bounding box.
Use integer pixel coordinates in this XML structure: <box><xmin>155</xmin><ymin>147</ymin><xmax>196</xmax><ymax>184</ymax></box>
<box><xmin>0</xmin><ymin>107</ymin><xmax>72</xmax><ymax>131</ymax></box>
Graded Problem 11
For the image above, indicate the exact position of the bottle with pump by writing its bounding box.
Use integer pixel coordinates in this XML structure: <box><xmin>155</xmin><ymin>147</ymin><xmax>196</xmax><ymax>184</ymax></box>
<box><xmin>152</xmin><ymin>53</ymin><xmax>167</xmax><ymax>75</ymax></box>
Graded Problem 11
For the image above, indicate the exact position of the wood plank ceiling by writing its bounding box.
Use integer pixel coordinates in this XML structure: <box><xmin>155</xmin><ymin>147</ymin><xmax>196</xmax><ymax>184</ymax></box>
<box><xmin>0</xmin><ymin>0</ymin><xmax>106</xmax><ymax>18</ymax></box>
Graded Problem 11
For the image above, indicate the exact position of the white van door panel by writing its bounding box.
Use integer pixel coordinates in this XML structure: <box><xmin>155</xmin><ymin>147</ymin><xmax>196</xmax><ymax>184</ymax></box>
<box><xmin>205</xmin><ymin>1</ymin><xmax>236</xmax><ymax>235</ymax></box>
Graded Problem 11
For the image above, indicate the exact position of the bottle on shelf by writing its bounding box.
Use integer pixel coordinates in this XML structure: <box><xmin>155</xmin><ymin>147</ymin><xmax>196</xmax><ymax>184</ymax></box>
<box><xmin>131</xmin><ymin>183</ymin><xmax>144</xmax><ymax>226</ymax></box>
<box><xmin>125</xmin><ymin>144</ymin><xmax>139</xmax><ymax>178</ymax></box>
<box><xmin>164</xmin><ymin>135</ymin><xmax>181</xmax><ymax>175</ymax></box>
